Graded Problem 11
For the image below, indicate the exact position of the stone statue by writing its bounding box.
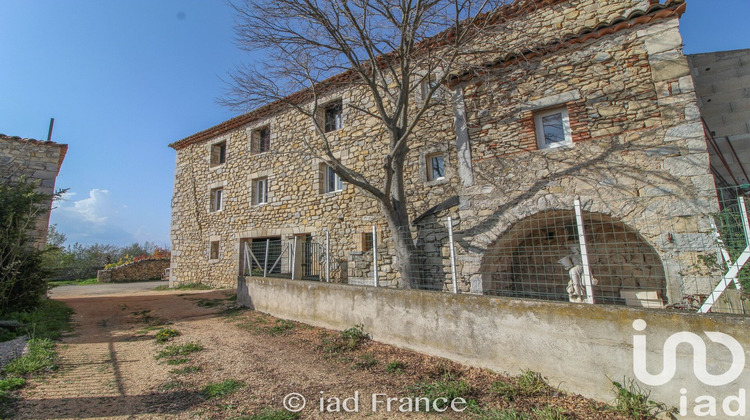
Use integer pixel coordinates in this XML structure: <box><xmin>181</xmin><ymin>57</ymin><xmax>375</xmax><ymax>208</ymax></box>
<box><xmin>558</xmin><ymin>245</ymin><xmax>597</xmax><ymax>303</ymax></box>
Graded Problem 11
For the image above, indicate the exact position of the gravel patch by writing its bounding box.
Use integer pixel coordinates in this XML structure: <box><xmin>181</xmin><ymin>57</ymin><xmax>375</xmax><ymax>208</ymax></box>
<box><xmin>0</xmin><ymin>335</ymin><xmax>28</xmax><ymax>368</ymax></box>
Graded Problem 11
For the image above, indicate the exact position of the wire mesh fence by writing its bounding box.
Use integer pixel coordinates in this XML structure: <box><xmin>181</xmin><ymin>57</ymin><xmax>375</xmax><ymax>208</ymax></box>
<box><xmin>240</xmin><ymin>186</ymin><xmax>750</xmax><ymax>314</ymax></box>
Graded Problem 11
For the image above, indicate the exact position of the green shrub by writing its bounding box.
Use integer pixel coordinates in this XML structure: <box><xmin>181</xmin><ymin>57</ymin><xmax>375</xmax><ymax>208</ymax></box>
<box><xmin>321</xmin><ymin>324</ymin><xmax>369</xmax><ymax>353</ymax></box>
<box><xmin>0</xmin><ymin>377</ymin><xmax>25</xmax><ymax>392</ymax></box>
<box><xmin>386</xmin><ymin>361</ymin><xmax>406</xmax><ymax>373</ymax></box>
<box><xmin>610</xmin><ymin>378</ymin><xmax>674</xmax><ymax>419</ymax></box>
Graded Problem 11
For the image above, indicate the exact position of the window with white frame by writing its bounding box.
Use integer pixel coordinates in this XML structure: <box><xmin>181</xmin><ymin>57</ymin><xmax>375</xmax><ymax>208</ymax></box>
<box><xmin>210</xmin><ymin>141</ymin><xmax>226</xmax><ymax>167</ymax></box>
<box><xmin>252</xmin><ymin>177</ymin><xmax>268</xmax><ymax>205</ymax></box>
<box><xmin>210</xmin><ymin>187</ymin><xmax>223</xmax><ymax>212</ymax></box>
<box><xmin>323</xmin><ymin>100</ymin><xmax>343</xmax><ymax>133</ymax></box>
<box><xmin>426</xmin><ymin>152</ymin><xmax>445</xmax><ymax>182</ymax></box>
<box><xmin>320</xmin><ymin>163</ymin><xmax>343</xmax><ymax>193</ymax></box>
<box><xmin>534</xmin><ymin>106</ymin><xmax>572</xmax><ymax>149</ymax></box>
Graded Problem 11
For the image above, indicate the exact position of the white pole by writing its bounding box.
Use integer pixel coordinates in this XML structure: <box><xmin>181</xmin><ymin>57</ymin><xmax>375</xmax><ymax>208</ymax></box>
<box><xmin>447</xmin><ymin>217</ymin><xmax>458</xmax><ymax>294</ymax></box>
<box><xmin>263</xmin><ymin>238</ymin><xmax>270</xmax><ymax>277</ymax></box>
<box><xmin>325</xmin><ymin>231</ymin><xmax>330</xmax><ymax>283</ymax></box>
<box><xmin>574</xmin><ymin>198</ymin><xmax>595</xmax><ymax>304</ymax></box>
<box><xmin>372</xmin><ymin>225</ymin><xmax>379</xmax><ymax>287</ymax></box>
<box><xmin>291</xmin><ymin>236</ymin><xmax>298</xmax><ymax>280</ymax></box>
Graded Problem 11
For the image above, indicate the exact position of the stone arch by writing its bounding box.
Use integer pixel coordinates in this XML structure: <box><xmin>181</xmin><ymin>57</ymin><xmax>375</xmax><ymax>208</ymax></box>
<box><xmin>479</xmin><ymin>210</ymin><xmax>666</xmax><ymax>305</ymax></box>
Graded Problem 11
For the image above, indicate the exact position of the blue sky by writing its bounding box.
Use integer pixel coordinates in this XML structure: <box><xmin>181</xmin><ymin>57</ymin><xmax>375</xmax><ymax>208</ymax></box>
<box><xmin>0</xmin><ymin>0</ymin><xmax>748</xmax><ymax>248</ymax></box>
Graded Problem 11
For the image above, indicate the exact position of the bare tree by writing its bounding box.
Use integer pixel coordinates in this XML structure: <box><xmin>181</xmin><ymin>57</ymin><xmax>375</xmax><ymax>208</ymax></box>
<box><xmin>223</xmin><ymin>0</ymin><xmax>508</xmax><ymax>288</ymax></box>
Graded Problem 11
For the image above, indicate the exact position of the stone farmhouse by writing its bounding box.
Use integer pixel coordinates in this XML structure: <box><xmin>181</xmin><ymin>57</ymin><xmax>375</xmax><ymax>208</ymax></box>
<box><xmin>0</xmin><ymin>134</ymin><xmax>67</xmax><ymax>249</ymax></box>
<box><xmin>169</xmin><ymin>0</ymin><xmax>720</xmax><ymax>307</ymax></box>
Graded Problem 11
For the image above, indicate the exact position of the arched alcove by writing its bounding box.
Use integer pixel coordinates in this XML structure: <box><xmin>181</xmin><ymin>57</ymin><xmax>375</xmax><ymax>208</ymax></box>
<box><xmin>480</xmin><ymin>210</ymin><xmax>666</xmax><ymax>305</ymax></box>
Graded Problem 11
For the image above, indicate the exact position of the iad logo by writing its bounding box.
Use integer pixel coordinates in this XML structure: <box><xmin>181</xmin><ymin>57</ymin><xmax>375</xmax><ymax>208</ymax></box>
<box><xmin>632</xmin><ymin>319</ymin><xmax>745</xmax><ymax>387</ymax></box>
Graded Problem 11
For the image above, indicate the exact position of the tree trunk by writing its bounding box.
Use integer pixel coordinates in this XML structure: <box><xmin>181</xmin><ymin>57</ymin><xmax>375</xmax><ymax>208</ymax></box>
<box><xmin>381</xmin><ymin>200</ymin><xmax>420</xmax><ymax>289</ymax></box>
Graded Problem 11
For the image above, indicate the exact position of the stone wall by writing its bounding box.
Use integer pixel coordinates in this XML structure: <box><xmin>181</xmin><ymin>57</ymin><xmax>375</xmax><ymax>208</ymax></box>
<box><xmin>0</xmin><ymin>135</ymin><xmax>67</xmax><ymax>249</ymax></box>
<box><xmin>169</xmin><ymin>0</ymin><xmax>718</xmax><ymax>303</ymax></box>
<box><xmin>97</xmin><ymin>259</ymin><xmax>170</xmax><ymax>283</ymax></box>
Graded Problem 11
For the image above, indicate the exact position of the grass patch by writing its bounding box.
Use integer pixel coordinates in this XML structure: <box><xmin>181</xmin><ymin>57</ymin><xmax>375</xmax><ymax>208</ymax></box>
<box><xmin>135</xmin><ymin>325</ymin><xmax>164</xmax><ymax>334</ymax></box>
<box><xmin>0</xmin><ymin>377</ymin><xmax>25</xmax><ymax>392</ymax></box>
<box><xmin>0</xmin><ymin>300</ymin><xmax>74</xmax><ymax>342</ymax></box>
<box><xmin>155</xmin><ymin>328</ymin><xmax>180</xmax><ymax>343</ymax></box>
<box><xmin>320</xmin><ymin>324</ymin><xmax>369</xmax><ymax>353</ymax></box>
<box><xmin>492</xmin><ymin>370</ymin><xmax>550</xmax><ymax>401</ymax></box>
<box><xmin>47</xmin><ymin>278</ymin><xmax>98</xmax><ymax>288</ymax></box>
<box><xmin>610</xmin><ymin>378</ymin><xmax>674</xmax><ymax>419</ymax></box>
<box><xmin>202</xmin><ymin>379</ymin><xmax>245</xmax><ymax>399</ymax></box>
<box><xmin>3</xmin><ymin>338</ymin><xmax>57</xmax><ymax>376</ymax></box>
<box><xmin>237</xmin><ymin>408</ymin><xmax>299</xmax><ymax>420</ymax></box>
<box><xmin>170</xmin><ymin>365</ymin><xmax>202</xmax><ymax>375</ymax></box>
<box><xmin>386</xmin><ymin>361</ymin><xmax>406</xmax><ymax>373</ymax></box>
<box><xmin>236</xmin><ymin>316</ymin><xmax>297</xmax><ymax>336</ymax></box>
<box><xmin>408</xmin><ymin>377</ymin><xmax>478</xmax><ymax>412</ymax></box>
<box><xmin>156</xmin><ymin>342</ymin><xmax>204</xmax><ymax>360</ymax></box>
<box><xmin>154</xmin><ymin>283</ymin><xmax>213</xmax><ymax>291</ymax></box>
<box><xmin>531</xmin><ymin>405</ymin><xmax>570</xmax><ymax>420</ymax></box>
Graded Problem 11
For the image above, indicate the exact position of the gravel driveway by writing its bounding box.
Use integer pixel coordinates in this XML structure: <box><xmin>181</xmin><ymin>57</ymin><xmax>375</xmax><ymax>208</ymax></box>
<box><xmin>48</xmin><ymin>280</ymin><xmax>169</xmax><ymax>298</ymax></box>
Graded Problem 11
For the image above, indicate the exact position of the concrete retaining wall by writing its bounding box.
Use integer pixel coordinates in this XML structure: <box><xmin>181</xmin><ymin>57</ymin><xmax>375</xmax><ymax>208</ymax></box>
<box><xmin>97</xmin><ymin>259</ymin><xmax>169</xmax><ymax>283</ymax></box>
<box><xmin>238</xmin><ymin>276</ymin><xmax>750</xmax><ymax>419</ymax></box>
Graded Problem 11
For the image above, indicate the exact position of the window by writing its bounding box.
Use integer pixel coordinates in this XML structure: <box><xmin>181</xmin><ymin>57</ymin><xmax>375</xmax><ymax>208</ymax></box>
<box><xmin>252</xmin><ymin>126</ymin><xmax>270</xmax><ymax>154</ymax></box>
<box><xmin>210</xmin><ymin>141</ymin><xmax>226</xmax><ymax>167</ymax></box>
<box><xmin>534</xmin><ymin>106</ymin><xmax>572</xmax><ymax>149</ymax></box>
<box><xmin>210</xmin><ymin>241</ymin><xmax>220</xmax><ymax>260</ymax></box>
<box><xmin>324</xmin><ymin>100</ymin><xmax>343</xmax><ymax>132</ymax></box>
<box><xmin>252</xmin><ymin>177</ymin><xmax>268</xmax><ymax>205</ymax></box>
<box><xmin>321</xmin><ymin>163</ymin><xmax>343</xmax><ymax>193</ymax></box>
<box><xmin>421</xmin><ymin>75</ymin><xmax>444</xmax><ymax>103</ymax></box>
<box><xmin>210</xmin><ymin>187</ymin><xmax>223</xmax><ymax>212</ymax></box>
<box><xmin>361</xmin><ymin>232</ymin><xmax>374</xmax><ymax>252</ymax></box>
<box><xmin>426</xmin><ymin>153</ymin><xmax>445</xmax><ymax>181</ymax></box>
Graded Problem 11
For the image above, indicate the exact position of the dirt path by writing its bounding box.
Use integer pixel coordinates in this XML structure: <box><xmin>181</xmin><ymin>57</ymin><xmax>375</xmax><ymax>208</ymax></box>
<box><xmin>15</xmin><ymin>288</ymin><xmax>628</xmax><ymax>419</ymax></box>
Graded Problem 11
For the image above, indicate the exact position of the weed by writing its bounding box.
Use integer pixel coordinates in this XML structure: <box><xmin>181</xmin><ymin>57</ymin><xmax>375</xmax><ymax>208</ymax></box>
<box><xmin>196</xmin><ymin>298</ymin><xmax>226</xmax><ymax>308</ymax></box>
<box><xmin>352</xmin><ymin>353</ymin><xmax>378</xmax><ymax>370</ymax></box>
<box><xmin>170</xmin><ymin>366</ymin><xmax>202</xmax><ymax>375</ymax></box>
<box><xmin>3</xmin><ymin>338</ymin><xmax>57</xmax><ymax>375</ymax></box>
<box><xmin>491</xmin><ymin>379</ymin><xmax>519</xmax><ymax>401</ymax></box>
<box><xmin>610</xmin><ymin>378</ymin><xmax>674</xmax><ymax>419</ymax></box>
<box><xmin>385</xmin><ymin>361</ymin><xmax>406</xmax><ymax>373</ymax></box>
<box><xmin>202</xmin><ymin>379</ymin><xmax>245</xmax><ymax>399</ymax></box>
<box><xmin>155</xmin><ymin>328</ymin><xmax>181</xmax><ymax>343</ymax></box>
<box><xmin>408</xmin><ymin>378</ymin><xmax>478</xmax><ymax>411</ymax></box>
<box><xmin>156</xmin><ymin>342</ymin><xmax>204</xmax><ymax>359</ymax></box>
<box><xmin>321</xmin><ymin>324</ymin><xmax>369</xmax><ymax>353</ymax></box>
<box><xmin>236</xmin><ymin>408</ymin><xmax>299</xmax><ymax>420</ymax></box>
<box><xmin>531</xmin><ymin>405</ymin><xmax>570</xmax><ymax>420</ymax></box>
<box><xmin>0</xmin><ymin>377</ymin><xmax>25</xmax><ymax>392</ymax></box>
<box><xmin>159</xmin><ymin>380</ymin><xmax>184</xmax><ymax>391</ymax></box>
<box><xmin>516</xmin><ymin>370</ymin><xmax>549</xmax><ymax>396</ymax></box>
<box><xmin>268</xmin><ymin>319</ymin><xmax>295</xmax><ymax>336</ymax></box>
<box><xmin>166</xmin><ymin>358</ymin><xmax>190</xmax><ymax>365</ymax></box>
<box><xmin>135</xmin><ymin>325</ymin><xmax>163</xmax><ymax>334</ymax></box>
<box><xmin>473</xmin><ymin>408</ymin><xmax>528</xmax><ymax>420</ymax></box>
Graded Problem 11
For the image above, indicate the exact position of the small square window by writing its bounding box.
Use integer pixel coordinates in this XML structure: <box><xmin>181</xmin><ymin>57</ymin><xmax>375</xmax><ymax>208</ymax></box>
<box><xmin>426</xmin><ymin>153</ymin><xmax>445</xmax><ymax>182</ymax></box>
<box><xmin>210</xmin><ymin>241</ymin><xmax>220</xmax><ymax>260</ymax></box>
<box><xmin>421</xmin><ymin>75</ymin><xmax>444</xmax><ymax>103</ymax></box>
<box><xmin>320</xmin><ymin>163</ymin><xmax>343</xmax><ymax>193</ymax></box>
<box><xmin>534</xmin><ymin>106</ymin><xmax>572</xmax><ymax>149</ymax></box>
<box><xmin>210</xmin><ymin>187</ymin><xmax>223</xmax><ymax>212</ymax></box>
<box><xmin>210</xmin><ymin>141</ymin><xmax>226</xmax><ymax>167</ymax></box>
<box><xmin>324</xmin><ymin>101</ymin><xmax>343</xmax><ymax>133</ymax></box>
<box><xmin>252</xmin><ymin>126</ymin><xmax>270</xmax><ymax>154</ymax></box>
<box><xmin>252</xmin><ymin>177</ymin><xmax>268</xmax><ymax>205</ymax></box>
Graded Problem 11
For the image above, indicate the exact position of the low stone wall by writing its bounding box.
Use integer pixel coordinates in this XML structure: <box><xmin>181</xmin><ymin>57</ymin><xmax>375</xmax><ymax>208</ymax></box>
<box><xmin>238</xmin><ymin>276</ymin><xmax>750</xmax><ymax>419</ymax></box>
<box><xmin>97</xmin><ymin>259</ymin><xmax>169</xmax><ymax>283</ymax></box>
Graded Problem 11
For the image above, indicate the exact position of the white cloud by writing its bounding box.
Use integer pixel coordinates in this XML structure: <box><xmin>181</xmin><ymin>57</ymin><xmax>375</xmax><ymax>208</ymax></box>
<box><xmin>61</xmin><ymin>188</ymin><xmax>118</xmax><ymax>225</ymax></box>
<box><xmin>50</xmin><ymin>188</ymin><xmax>134</xmax><ymax>246</ymax></box>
